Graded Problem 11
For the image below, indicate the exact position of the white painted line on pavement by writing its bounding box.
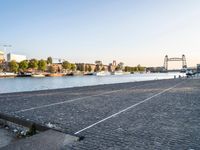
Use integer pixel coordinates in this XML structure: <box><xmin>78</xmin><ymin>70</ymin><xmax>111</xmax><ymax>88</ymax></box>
<box><xmin>15</xmin><ymin>82</ymin><xmax>157</xmax><ymax>113</ymax></box>
<box><xmin>74</xmin><ymin>81</ymin><xmax>183</xmax><ymax>135</ymax></box>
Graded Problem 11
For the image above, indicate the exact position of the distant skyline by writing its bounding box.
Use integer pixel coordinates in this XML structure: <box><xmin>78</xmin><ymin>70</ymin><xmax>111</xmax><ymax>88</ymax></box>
<box><xmin>1</xmin><ymin>0</ymin><xmax>200</xmax><ymax>69</ymax></box>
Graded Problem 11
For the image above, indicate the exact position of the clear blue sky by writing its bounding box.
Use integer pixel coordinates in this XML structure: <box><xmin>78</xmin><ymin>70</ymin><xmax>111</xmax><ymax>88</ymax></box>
<box><xmin>1</xmin><ymin>0</ymin><xmax>200</xmax><ymax>68</ymax></box>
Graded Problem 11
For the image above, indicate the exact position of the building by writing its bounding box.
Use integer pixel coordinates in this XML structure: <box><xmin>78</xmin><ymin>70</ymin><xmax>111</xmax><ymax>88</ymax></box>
<box><xmin>0</xmin><ymin>50</ymin><xmax>5</xmax><ymax>63</ymax></box>
<box><xmin>0</xmin><ymin>51</ymin><xmax>5</xmax><ymax>63</ymax></box>
<box><xmin>108</xmin><ymin>60</ymin><xmax>117</xmax><ymax>72</ymax></box>
<box><xmin>51</xmin><ymin>63</ymin><xmax>62</xmax><ymax>73</ymax></box>
<box><xmin>7</xmin><ymin>53</ymin><xmax>27</xmax><ymax>63</ymax></box>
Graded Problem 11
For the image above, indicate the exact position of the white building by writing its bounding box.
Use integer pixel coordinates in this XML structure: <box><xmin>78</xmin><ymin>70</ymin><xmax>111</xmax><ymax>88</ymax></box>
<box><xmin>0</xmin><ymin>51</ymin><xmax>4</xmax><ymax>62</ymax></box>
<box><xmin>7</xmin><ymin>53</ymin><xmax>27</xmax><ymax>62</ymax></box>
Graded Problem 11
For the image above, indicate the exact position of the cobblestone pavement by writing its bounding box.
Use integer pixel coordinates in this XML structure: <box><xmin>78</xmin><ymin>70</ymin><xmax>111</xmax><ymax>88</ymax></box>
<box><xmin>0</xmin><ymin>79</ymin><xmax>199</xmax><ymax>149</ymax></box>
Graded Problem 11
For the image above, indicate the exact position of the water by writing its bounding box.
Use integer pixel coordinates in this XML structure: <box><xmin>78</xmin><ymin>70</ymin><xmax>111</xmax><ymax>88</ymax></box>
<box><xmin>0</xmin><ymin>73</ymin><xmax>185</xmax><ymax>94</ymax></box>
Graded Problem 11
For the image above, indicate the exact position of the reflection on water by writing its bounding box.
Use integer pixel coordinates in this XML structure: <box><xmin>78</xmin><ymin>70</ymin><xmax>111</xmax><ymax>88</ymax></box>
<box><xmin>0</xmin><ymin>73</ymin><xmax>185</xmax><ymax>94</ymax></box>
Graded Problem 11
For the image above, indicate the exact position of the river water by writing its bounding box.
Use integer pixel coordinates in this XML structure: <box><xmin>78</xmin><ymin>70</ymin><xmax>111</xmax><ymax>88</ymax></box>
<box><xmin>0</xmin><ymin>73</ymin><xmax>185</xmax><ymax>94</ymax></box>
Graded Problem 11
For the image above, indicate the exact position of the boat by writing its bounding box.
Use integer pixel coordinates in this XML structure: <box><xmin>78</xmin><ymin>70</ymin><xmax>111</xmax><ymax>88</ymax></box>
<box><xmin>73</xmin><ymin>71</ymin><xmax>84</xmax><ymax>76</ymax></box>
<box><xmin>31</xmin><ymin>74</ymin><xmax>45</xmax><ymax>77</ymax></box>
<box><xmin>84</xmin><ymin>72</ymin><xmax>94</xmax><ymax>76</ymax></box>
<box><xmin>66</xmin><ymin>72</ymin><xmax>74</xmax><ymax>76</ymax></box>
<box><xmin>46</xmin><ymin>73</ymin><xmax>65</xmax><ymax>77</ymax></box>
<box><xmin>186</xmin><ymin>69</ymin><xmax>195</xmax><ymax>77</ymax></box>
<box><xmin>18</xmin><ymin>72</ymin><xmax>32</xmax><ymax>77</ymax></box>
<box><xmin>123</xmin><ymin>72</ymin><xmax>131</xmax><ymax>75</ymax></box>
<box><xmin>0</xmin><ymin>72</ymin><xmax>17</xmax><ymax>78</ymax></box>
<box><xmin>111</xmin><ymin>70</ymin><xmax>124</xmax><ymax>75</ymax></box>
<box><xmin>95</xmin><ymin>71</ymin><xmax>111</xmax><ymax>76</ymax></box>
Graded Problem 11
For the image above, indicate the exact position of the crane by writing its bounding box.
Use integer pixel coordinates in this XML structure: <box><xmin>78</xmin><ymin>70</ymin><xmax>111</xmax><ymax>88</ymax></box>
<box><xmin>0</xmin><ymin>44</ymin><xmax>12</xmax><ymax>53</ymax></box>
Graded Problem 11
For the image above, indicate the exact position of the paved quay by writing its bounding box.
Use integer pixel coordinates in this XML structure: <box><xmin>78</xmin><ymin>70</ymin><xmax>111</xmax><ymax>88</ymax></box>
<box><xmin>0</xmin><ymin>79</ymin><xmax>200</xmax><ymax>149</ymax></box>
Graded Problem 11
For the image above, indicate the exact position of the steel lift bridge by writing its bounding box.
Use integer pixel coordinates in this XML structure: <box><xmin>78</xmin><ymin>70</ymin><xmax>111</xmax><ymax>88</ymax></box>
<box><xmin>164</xmin><ymin>54</ymin><xmax>187</xmax><ymax>71</ymax></box>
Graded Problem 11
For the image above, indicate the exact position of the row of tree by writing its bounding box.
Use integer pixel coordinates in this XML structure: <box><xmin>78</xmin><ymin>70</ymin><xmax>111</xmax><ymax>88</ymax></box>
<box><xmin>5</xmin><ymin>56</ymin><xmax>146</xmax><ymax>73</ymax></box>
<box><xmin>8</xmin><ymin>59</ymin><xmax>48</xmax><ymax>73</ymax></box>
<box><xmin>76</xmin><ymin>64</ymin><xmax>93</xmax><ymax>72</ymax></box>
<box><xmin>124</xmin><ymin>65</ymin><xmax>146</xmax><ymax>72</ymax></box>
<box><xmin>7</xmin><ymin>57</ymin><xmax>76</xmax><ymax>73</ymax></box>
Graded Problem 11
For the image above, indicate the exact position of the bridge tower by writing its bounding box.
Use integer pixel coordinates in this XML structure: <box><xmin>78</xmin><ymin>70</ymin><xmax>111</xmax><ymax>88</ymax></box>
<box><xmin>163</xmin><ymin>54</ymin><xmax>187</xmax><ymax>71</ymax></box>
<box><xmin>182</xmin><ymin>54</ymin><xmax>187</xmax><ymax>69</ymax></box>
<box><xmin>164</xmin><ymin>55</ymin><xmax>168</xmax><ymax>70</ymax></box>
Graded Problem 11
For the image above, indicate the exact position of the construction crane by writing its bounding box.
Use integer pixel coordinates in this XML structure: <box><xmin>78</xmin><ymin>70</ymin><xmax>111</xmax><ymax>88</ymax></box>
<box><xmin>0</xmin><ymin>44</ymin><xmax>12</xmax><ymax>52</ymax></box>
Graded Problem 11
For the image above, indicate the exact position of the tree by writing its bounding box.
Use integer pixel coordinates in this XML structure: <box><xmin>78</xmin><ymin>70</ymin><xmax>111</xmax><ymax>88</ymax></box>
<box><xmin>71</xmin><ymin>64</ymin><xmax>76</xmax><ymax>71</ymax></box>
<box><xmin>85</xmin><ymin>65</ymin><xmax>88</xmax><ymax>72</ymax></box>
<box><xmin>115</xmin><ymin>66</ymin><xmax>120</xmax><ymax>71</ymax></box>
<box><xmin>101</xmin><ymin>66</ymin><xmax>105</xmax><ymax>71</ymax></box>
<box><xmin>95</xmin><ymin>65</ymin><xmax>100</xmax><ymax>72</ymax></box>
<box><xmin>136</xmin><ymin>64</ymin><xmax>145</xmax><ymax>72</ymax></box>
<box><xmin>76</xmin><ymin>63</ymin><xmax>84</xmax><ymax>71</ymax></box>
<box><xmin>95</xmin><ymin>60</ymin><xmax>103</xmax><ymax>72</ymax></box>
<box><xmin>115</xmin><ymin>62</ymin><xmax>124</xmax><ymax>71</ymax></box>
<box><xmin>76</xmin><ymin>64</ymin><xmax>80</xmax><ymax>71</ymax></box>
<box><xmin>28</xmin><ymin>59</ymin><xmax>38</xmax><ymax>69</ymax></box>
<box><xmin>80</xmin><ymin>64</ymin><xmax>84</xmax><ymax>72</ymax></box>
<box><xmin>88</xmin><ymin>65</ymin><xmax>92</xmax><ymax>72</ymax></box>
<box><xmin>19</xmin><ymin>60</ymin><xmax>28</xmax><ymax>72</ymax></box>
<box><xmin>62</xmin><ymin>61</ymin><xmax>71</xmax><ymax>70</ymax></box>
<box><xmin>0</xmin><ymin>63</ymin><xmax>3</xmax><ymax>72</ymax></box>
<box><xmin>8</xmin><ymin>60</ymin><xmax>19</xmax><ymax>73</ymax></box>
<box><xmin>38</xmin><ymin>59</ymin><xmax>47</xmax><ymax>72</ymax></box>
<box><xmin>47</xmin><ymin>57</ymin><xmax>53</xmax><ymax>65</ymax></box>
<box><xmin>48</xmin><ymin>65</ymin><xmax>55</xmax><ymax>73</ymax></box>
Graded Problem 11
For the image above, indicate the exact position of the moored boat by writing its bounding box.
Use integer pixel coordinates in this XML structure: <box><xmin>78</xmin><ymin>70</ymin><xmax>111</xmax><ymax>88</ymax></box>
<box><xmin>31</xmin><ymin>74</ymin><xmax>45</xmax><ymax>77</ymax></box>
<box><xmin>111</xmin><ymin>70</ymin><xmax>123</xmax><ymax>75</ymax></box>
<box><xmin>0</xmin><ymin>72</ymin><xmax>17</xmax><ymax>78</ymax></box>
<box><xmin>46</xmin><ymin>73</ymin><xmax>65</xmax><ymax>77</ymax></box>
<box><xmin>95</xmin><ymin>71</ymin><xmax>111</xmax><ymax>76</ymax></box>
<box><xmin>84</xmin><ymin>72</ymin><xmax>94</xmax><ymax>75</ymax></box>
<box><xmin>66</xmin><ymin>72</ymin><xmax>74</xmax><ymax>76</ymax></box>
<box><xmin>18</xmin><ymin>72</ymin><xmax>32</xmax><ymax>77</ymax></box>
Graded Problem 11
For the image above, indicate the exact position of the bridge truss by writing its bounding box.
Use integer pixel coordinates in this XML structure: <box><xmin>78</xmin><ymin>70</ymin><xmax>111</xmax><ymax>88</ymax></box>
<box><xmin>164</xmin><ymin>54</ymin><xmax>187</xmax><ymax>70</ymax></box>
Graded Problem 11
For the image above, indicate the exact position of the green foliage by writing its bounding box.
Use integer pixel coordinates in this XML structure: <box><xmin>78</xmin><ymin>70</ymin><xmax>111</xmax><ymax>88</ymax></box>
<box><xmin>0</xmin><ymin>63</ymin><xmax>3</xmax><ymax>71</ymax></box>
<box><xmin>124</xmin><ymin>65</ymin><xmax>146</xmax><ymax>72</ymax></box>
<box><xmin>38</xmin><ymin>59</ymin><xmax>47</xmax><ymax>71</ymax></box>
<box><xmin>62</xmin><ymin>61</ymin><xmax>71</xmax><ymax>70</ymax></box>
<box><xmin>8</xmin><ymin>60</ymin><xmax>19</xmax><ymax>73</ymax></box>
<box><xmin>137</xmin><ymin>64</ymin><xmax>145</xmax><ymax>72</ymax></box>
<box><xmin>76</xmin><ymin>63</ymin><xmax>85</xmax><ymax>72</ymax></box>
<box><xmin>115</xmin><ymin>62</ymin><xmax>124</xmax><ymax>71</ymax></box>
<box><xmin>101</xmin><ymin>66</ymin><xmax>105</xmax><ymax>71</ymax></box>
<box><xmin>27</xmin><ymin>123</ymin><xmax>37</xmax><ymax>136</ymax></box>
<box><xmin>28</xmin><ymin>59</ymin><xmax>38</xmax><ymax>69</ymax></box>
<box><xmin>88</xmin><ymin>65</ymin><xmax>92</xmax><ymax>72</ymax></box>
<box><xmin>48</xmin><ymin>65</ymin><xmax>55</xmax><ymax>73</ymax></box>
<box><xmin>71</xmin><ymin>64</ymin><xmax>76</xmax><ymax>71</ymax></box>
<box><xmin>115</xmin><ymin>66</ymin><xmax>120</xmax><ymax>71</ymax></box>
<box><xmin>95</xmin><ymin>65</ymin><xmax>100</xmax><ymax>72</ymax></box>
<box><xmin>80</xmin><ymin>64</ymin><xmax>84</xmax><ymax>71</ymax></box>
<box><xmin>47</xmin><ymin>57</ymin><xmax>53</xmax><ymax>64</ymax></box>
<box><xmin>19</xmin><ymin>60</ymin><xmax>28</xmax><ymax>72</ymax></box>
<box><xmin>85</xmin><ymin>65</ymin><xmax>88</xmax><ymax>72</ymax></box>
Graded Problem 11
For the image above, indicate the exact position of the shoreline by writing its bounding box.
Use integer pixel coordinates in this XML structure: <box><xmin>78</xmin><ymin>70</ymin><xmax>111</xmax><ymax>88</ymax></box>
<box><xmin>0</xmin><ymin>78</ymin><xmax>181</xmax><ymax>95</ymax></box>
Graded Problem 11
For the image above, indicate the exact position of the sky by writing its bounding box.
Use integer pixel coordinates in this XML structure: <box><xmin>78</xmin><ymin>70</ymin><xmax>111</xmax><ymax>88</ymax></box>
<box><xmin>1</xmin><ymin>0</ymin><xmax>200</xmax><ymax>69</ymax></box>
